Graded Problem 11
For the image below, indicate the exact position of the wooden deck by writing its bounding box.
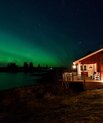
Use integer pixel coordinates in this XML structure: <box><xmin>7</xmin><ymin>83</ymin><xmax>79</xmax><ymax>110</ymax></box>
<box><xmin>85</xmin><ymin>82</ymin><xmax>103</xmax><ymax>90</ymax></box>
<box><xmin>62</xmin><ymin>73</ymin><xmax>103</xmax><ymax>90</ymax></box>
<box><xmin>62</xmin><ymin>80</ymin><xmax>103</xmax><ymax>90</ymax></box>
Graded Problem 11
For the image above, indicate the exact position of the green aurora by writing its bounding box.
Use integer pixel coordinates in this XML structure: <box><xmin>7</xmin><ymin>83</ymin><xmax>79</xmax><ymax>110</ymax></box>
<box><xmin>0</xmin><ymin>31</ymin><xmax>64</xmax><ymax>67</ymax></box>
<box><xmin>0</xmin><ymin>0</ymin><xmax>102</xmax><ymax>67</ymax></box>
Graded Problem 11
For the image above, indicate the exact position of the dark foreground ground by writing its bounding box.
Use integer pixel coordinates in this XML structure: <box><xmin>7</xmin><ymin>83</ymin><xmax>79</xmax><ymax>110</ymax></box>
<box><xmin>0</xmin><ymin>82</ymin><xmax>103</xmax><ymax>123</ymax></box>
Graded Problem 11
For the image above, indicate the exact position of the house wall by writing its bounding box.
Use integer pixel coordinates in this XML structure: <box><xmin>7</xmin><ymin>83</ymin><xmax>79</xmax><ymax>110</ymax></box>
<box><xmin>80</xmin><ymin>51</ymin><xmax>103</xmax><ymax>71</ymax></box>
<box><xmin>80</xmin><ymin>64</ymin><xmax>96</xmax><ymax>77</ymax></box>
<box><xmin>77</xmin><ymin>63</ymin><xmax>81</xmax><ymax>75</ymax></box>
<box><xmin>77</xmin><ymin>51</ymin><xmax>103</xmax><ymax>80</ymax></box>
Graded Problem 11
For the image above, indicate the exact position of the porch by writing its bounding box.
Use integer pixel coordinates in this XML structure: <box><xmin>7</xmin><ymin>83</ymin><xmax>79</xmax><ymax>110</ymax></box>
<box><xmin>62</xmin><ymin>72</ymin><xmax>101</xmax><ymax>82</ymax></box>
<box><xmin>62</xmin><ymin>72</ymin><xmax>103</xmax><ymax>90</ymax></box>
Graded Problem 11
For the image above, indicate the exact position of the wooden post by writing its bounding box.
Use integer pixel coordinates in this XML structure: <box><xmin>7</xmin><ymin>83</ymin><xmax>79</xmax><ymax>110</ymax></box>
<box><xmin>83</xmin><ymin>74</ymin><xmax>86</xmax><ymax>90</ymax></box>
<box><xmin>72</xmin><ymin>72</ymin><xmax>73</xmax><ymax>81</ymax></box>
<box><xmin>82</xmin><ymin>64</ymin><xmax>86</xmax><ymax>90</ymax></box>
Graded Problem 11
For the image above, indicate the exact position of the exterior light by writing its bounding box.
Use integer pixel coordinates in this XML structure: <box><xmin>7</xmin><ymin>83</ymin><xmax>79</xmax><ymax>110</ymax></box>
<box><xmin>50</xmin><ymin>67</ymin><xmax>53</xmax><ymax>70</ymax></box>
<box><xmin>72</xmin><ymin>63</ymin><xmax>76</xmax><ymax>69</ymax></box>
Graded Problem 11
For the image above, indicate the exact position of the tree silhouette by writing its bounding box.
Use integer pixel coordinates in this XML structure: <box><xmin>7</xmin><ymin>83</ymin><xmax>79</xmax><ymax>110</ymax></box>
<box><xmin>38</xmin><ymin>64</ymin><xmax>40</xmax><ymax>68</ymax></box>
<box><xmin>7</xmin><ymin>62</ymin><xmax>18</xmax><ymax>72</ymax></box>
<box><xmin>37</xmin><ymin>64</ymin><xmax>41</xmax><ymax>71</ymax></box>
<box><xmin>23</xmin><ymin>62</ymin><xmax>28</xmax><ymax>72</ymax></box>
<box><xmin>29</xmin><ymin>62</ymin><xmax>34</xmax><ymax>72</ymax></box>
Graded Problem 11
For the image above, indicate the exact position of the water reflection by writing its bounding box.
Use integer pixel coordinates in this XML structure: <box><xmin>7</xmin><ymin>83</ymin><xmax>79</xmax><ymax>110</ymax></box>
<box><xmin>0</xmin><ymin>72</ymin><xmax>39</xmax><ymax>90</ymax></box>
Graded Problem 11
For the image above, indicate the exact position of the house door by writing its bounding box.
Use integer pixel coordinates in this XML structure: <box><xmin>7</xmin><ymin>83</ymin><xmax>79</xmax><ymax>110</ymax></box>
<box><xmin>88</xmin><ymin>64</ymin><xmax>94</xmax><ymax>78</ymax></box>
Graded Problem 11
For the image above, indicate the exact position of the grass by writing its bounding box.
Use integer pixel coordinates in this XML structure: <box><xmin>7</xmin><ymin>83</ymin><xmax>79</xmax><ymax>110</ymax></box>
<box><xmin>0</xmin><ymin>85</ymin><xmax>103</xmax><ymax>123</ymax></box>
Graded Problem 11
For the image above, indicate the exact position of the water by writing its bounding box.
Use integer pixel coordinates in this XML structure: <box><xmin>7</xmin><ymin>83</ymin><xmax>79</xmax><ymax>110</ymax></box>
<box><xmin>0</xmin><ymin>72</ymin><xmax>41</xmax><ymax>90</ymax></box>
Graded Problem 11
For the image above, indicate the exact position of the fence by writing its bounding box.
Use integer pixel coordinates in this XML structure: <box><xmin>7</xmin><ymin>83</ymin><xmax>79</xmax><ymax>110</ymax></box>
<box><xmin>62</xmin><ymin>72</ymin><xmax>100</xmax><ymax>82</ymax></box>
<box><xmin>63</xmin><ymin>72</ymin><xmax>82</xmax><ymax>81</ymax></box>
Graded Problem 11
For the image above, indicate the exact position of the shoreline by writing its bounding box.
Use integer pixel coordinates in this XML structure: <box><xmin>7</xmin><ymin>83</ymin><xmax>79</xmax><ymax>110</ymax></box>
<box><xmin>0</xmin><ymin>81</ymin><xmax>103</xmax><ymax>122</ymax></box>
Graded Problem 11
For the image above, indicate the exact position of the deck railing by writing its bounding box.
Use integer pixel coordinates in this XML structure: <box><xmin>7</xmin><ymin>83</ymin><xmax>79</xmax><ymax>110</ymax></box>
<box><xmin>62</xmin><ymin>72</ymin><xmax>100</xmax><ymax>82</ymax></box>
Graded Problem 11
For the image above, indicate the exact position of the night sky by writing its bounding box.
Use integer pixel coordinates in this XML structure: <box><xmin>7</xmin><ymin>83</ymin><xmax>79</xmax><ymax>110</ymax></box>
<box><xmin>0</xmin><ymin>0</ymin><xmax>103</xmax><ymax>67</ymax></box>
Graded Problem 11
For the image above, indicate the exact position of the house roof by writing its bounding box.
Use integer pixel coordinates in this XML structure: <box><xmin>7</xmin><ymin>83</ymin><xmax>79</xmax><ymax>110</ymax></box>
<box><xmin>73</xmin><ymin>48</ymin><xmax>103</xmax><ymax>64</ymax></box>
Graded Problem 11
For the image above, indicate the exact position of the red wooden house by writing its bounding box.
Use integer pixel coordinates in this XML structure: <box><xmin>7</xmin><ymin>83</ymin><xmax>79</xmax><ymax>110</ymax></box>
<box><xmin>73</xmin><ymin>48</ymin><xmax>103</xmax><ymax>81</ymax></box>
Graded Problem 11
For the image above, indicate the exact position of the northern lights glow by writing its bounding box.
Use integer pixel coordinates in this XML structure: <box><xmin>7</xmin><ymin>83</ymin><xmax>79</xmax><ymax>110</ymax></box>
<box><xmin>0</xmin><ymin>23</ymin><xmax>75</xmax><ymax>67</ymax></box>
<box><xmin>0</xmin><ymin>31</ymin><xmax>62</xmax><ymax>66</ymax></box>
<box><xmin>0</xmin><ymin>0</ymin><xmax>103</xmax><ymax>67</ymax></box>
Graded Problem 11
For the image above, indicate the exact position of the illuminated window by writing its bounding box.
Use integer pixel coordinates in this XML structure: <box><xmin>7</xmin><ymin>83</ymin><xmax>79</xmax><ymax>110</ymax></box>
<box><xmin>81</xmin><ymin>65</ymin><xmax>83</xmax><ymax>71</ymax></box>
<box><xmin>84</xmin><ymin>65</ymin><xmax>86</xmax><ymax>70</ymax></box>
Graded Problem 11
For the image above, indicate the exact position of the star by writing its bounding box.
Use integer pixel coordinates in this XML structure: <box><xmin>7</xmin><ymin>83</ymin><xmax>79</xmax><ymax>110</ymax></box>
<box><xmin>78</xmin><ymin>41</ymin><xmax>82</xmax><ymax>45</ymax></box>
